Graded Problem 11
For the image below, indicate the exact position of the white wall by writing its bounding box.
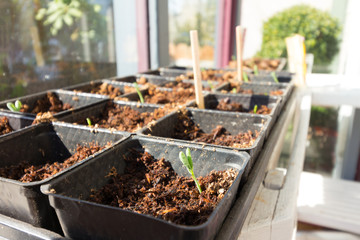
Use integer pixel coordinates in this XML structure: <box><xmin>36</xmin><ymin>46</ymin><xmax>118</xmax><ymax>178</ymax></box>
<box><xmin>240</xmin><ymin>0</ymin><xmax>333</xmax><ymax>59</ymax></box>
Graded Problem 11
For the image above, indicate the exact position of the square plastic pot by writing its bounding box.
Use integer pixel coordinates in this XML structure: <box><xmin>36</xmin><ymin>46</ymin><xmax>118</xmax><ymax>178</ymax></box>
<box><xmin>0</xmin><ymin>122</ymin><xmax>127</xmax><ymax>232</ymax></box>
<box><xmin>41</xmin><ymin>135</ymin><xmax>250</xmax><ymax>240</ymax></box>
<box><xmin>189</xmin><ymin>93</ymin><xmax>281</xmax><ymax>134</ymax></box>
<box><xmin>0</xmin><ymin>90</ymin><xmax>106</xmax><ymax>119</ymax></box>
<box><xmin>57</xmin><ymin>100</ymin><xmax>174</xmax><ymax>133</ymax></box>
<box><xmin>249</xmin><ymin>71</ymin><xmax>293</xmax><ymax>83</ymax></box>
<box><xmin>216</xmin><ymin>82</ymin><xmax>294</xmax><ymax>110</ymax></box>
<box><xmin>0</xmin><ymin>111</ymin><xmax>34</xmax><ymax>138</ymax></box>
<box><xmin>124</xmin><ymin>87</ymin><xmax>197</xmax><ymax>107</ymax></box>
<box><xmin>62</xmin><ymin>79</ymin><xmax>142</xmax><ymax>99</ymax></box>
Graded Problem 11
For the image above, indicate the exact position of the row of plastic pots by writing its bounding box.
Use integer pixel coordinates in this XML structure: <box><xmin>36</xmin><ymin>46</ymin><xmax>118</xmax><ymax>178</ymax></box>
<box><xmin>0</xmin><ymin>68</ymin><xmax>293</xmax><ymax>239</ymax></box>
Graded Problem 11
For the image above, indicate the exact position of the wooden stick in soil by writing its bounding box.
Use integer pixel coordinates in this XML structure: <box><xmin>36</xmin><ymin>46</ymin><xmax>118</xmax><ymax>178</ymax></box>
<box><xmin>190</xmin><ymin>30</ymin><xmax>205</xmax><ymax>109</ymax></box>
<box><xmin>236</xmin><ymin>26</ymin><xmax>244</xmax><ymax>82</ymax></box>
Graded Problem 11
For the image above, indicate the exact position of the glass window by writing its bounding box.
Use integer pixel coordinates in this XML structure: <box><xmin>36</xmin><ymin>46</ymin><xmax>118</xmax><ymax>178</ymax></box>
<box><xmin>0</xmin><ymin>0</ymin><xmax>116</xmax><ymax>101</ymax></box>
<box><xmin>168</xmin><ymin>0</ymin><xmax>217</xmax><ymax>68</ymax></box>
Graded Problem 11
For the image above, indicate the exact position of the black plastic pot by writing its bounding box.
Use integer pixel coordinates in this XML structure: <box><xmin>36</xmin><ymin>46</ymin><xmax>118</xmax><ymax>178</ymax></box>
<box><xmin>190</xmin><ymin>93</ymin><xmax>281</xmax><ymax>128</ymax></box>
<box><xmin>0</xmin><ymin>111</ymin><xmax>35</xmax><ymax>137</ymax></box>
<box><xmin>62</xmin><ymin>79</ymin><xmax>143</xmax><ymax>99</ymax></box>
<box><xmin>57</xmin><ymin>100</ymin><xmax>174</xmax><ymax>133</ymax></box>
<box><xmin>124</xmin><ymin>87</ymin><xmax>197</xmax><ymax>107</ymax></box>
<box><xmin>41</xmin><ymin>135</ymin><xmax>250</xmax><ymax>240</ymax></box>
<box><xmin>0</xmin><ymin>90</ymin><xmax>106</xmax><ymax>118</ymax></box>
<box><xmin>249</xmin><ymin>71</ymin><xmax>293</xmax><ymax>83</ymax></box>
<box><xmin>140</xmin><ymin>108</ymin><xmax>270</xmax><ymax>160</ymax></box>
<box><xmin>216</xmin><ymin>82</ymin><xmax>294</xmax><ymax>109</ymax></box>
<box><xmin>0</xmin><ymin>122</ymin><xmax>127</xmax><ymax>233</ymax></box>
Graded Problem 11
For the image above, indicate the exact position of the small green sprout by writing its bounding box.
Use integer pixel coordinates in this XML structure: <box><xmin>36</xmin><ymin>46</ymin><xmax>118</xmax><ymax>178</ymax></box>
<box><xmin>271</xmin><ymin>72</ymin><xmax>279</xmax><ymax>83</ymax></box>
<box><xmin>253</xmin><ymin>65</ymin><xmax>259</xmax><ymax>75</ymax></box>
<box><xmin>207</xmin><ymin>80</ymin><xmax>215</xmax><ymax>92</ymax></box>
<box><xmin>179</xmin><ymin>148</ymin><xmax>202</xmax><ymax>193</ymax></box>
<box><xmin>133</xmin><ymin>82</ymin><xmax>144</xmax><ymax>103</ymax></box>
<box><xmin>7</xmin><ymin>100</ymin><xmax>22</xmax><ymax>112</ymax></box>
<box><xmin>253</xmin><ymin>105</ymin><xmax>258</xmax><ymax>113</ymax></box>
<box><xmin>243</xmin><ymin>72</ymin><xmax>249</xmax><ymax>82</ymax></box>
<box><xmin>231</xmin><ymin>55</ymin><xmax>236</xmax><ymax>61</ymax></box>
<box><xmin>86</xmin><ymin>118</ymin><xmax>92</xmax><ymax>126</ymax></box>
<box><xmin>232</xmin><ymin>88</ymin><xmax>237</xmax><ymax>94</ymax></box>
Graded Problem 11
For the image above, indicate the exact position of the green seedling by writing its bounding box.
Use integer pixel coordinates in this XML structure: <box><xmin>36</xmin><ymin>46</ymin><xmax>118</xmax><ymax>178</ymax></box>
<box><xmin>253</xmin><ymin>105</ymin><xmax>258</xmax><ymax>114</ymax></box>
<box><xmin>6</xmin><ymin>100</ymin><xmax>22</xmax><ymax>112</ymax></box>
<box><xmin>179</xmin><ymin>148</ymin><xmax>202</xmax><ymax>193</ymax></box>
<box><xmin>133</xmin><ymin>82</ymin><xmax>144</xmax><ymax>103</ymax></box>
<box><xmin>207</xmin><ymin>80</ymin><xmax>215</xmax><ymax>92</ymax></box>
<box><xmin>86</xmin><ymin>118</ymin><xmax>92</xmax><ymax>127</ymax></box>
<box><xmin>271</xmin><ymin>72</ymin><xmax>279</xmax><ymax>83</ymax></box>
<box><xmin>232</xmin><ymin>88</ymin><xmax>237</xmax><ymax>94</ymax></box>
<box><xmin>253</xmin><ymin>65</ymin><xmax>259</xmax><ymax>75</ymax></box>
<box><xmin>231</xmin><ymin>55</ymin><xmax>236</xmax><ymax>61</ymax></box>
<box><xmin>243</xmin><ymin>72</ymin><xmax>249</xmax><ymax>82</ymax></box>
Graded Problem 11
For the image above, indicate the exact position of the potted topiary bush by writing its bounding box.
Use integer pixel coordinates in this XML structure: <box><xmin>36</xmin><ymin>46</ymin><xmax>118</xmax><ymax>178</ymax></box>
<box><xmin>257</xmin><ymin>4</ymin><xmax>342</xmax><ymax>72</ymax></box>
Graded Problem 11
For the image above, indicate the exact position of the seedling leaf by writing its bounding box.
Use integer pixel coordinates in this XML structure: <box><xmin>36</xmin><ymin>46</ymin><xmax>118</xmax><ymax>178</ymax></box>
<box><xmin>15</xmin><ymin>100</ymin><xmax>22</xmax><ymax>110</ymax></box>
<box><xmin>243</xmin><ymin>72</ymin><xmax>249</xmax><ymax>82</ymax></box>
<box><xmin>254</xmin><ymin>105</ymin><xmax>258</xmax><ymax>113</ymax></box>
<box><xmin>86</xmin><ymin>118</ymin><xmax>92</xmax><ymax>126</ymax></box>
<box><xmin>133</xmin><ymin>82</ymin><xmax>144</xmax><ymax>103</ymax></box>
<box><xmin>186</xmin><ymin>148</ymin><xmax>193</xmax><ymax>169</ymax></box>
<box><xmin>232</xmin><ymin>88</ymin><xmax>237</xmax><ymax>93</ymax></box>
<box><xmin>271</xmin><ymin>72</ymin><xmax>279</xmax><ymax>83</ymax></box>
<box><xmin>6</xmin><ymin>100</ymin><xmax>22</xmax><ymax>112</ymax></box>
<box><xmin>253</xmin><ymin>65</ymin><xmax>259</xmax><ymax>75</ymax></box>
<box><xmin>207</xmin><ymin>80</ymin><xmax>215</xmax><ymax>92</ymax></box>
<box><xmin>179</xmin><ymin>148</ymin><xmax>202</xmax><ymax>193</ymax></box>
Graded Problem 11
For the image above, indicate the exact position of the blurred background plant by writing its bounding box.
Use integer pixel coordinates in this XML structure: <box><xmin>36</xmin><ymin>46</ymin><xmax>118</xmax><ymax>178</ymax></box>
<box><xmin>258</xmin><ymin>4</ymin><xmax>342</xmax><ymax>65</ymax></box>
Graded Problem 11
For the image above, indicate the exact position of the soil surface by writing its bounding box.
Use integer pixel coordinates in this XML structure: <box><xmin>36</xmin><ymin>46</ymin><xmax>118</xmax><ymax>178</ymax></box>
<box><xmin>88</xmin><ymin>149</ymin><xmax>237</xmax><ymax>225</ymax></box>
<box><xmin>81</xmin><ymin>102</ymin><xmax>171</xmax><ymax>132</ymax></box>
<box><xmin>0</xmin><ymin>117</ymin><xmax>13</xmax><ymax>136</ymax></box>
<box><xmin>75</xmin><ymin>82</ymin><xmax>135</xmax><ymax>99</ymax></box>
<box><xmin>0</xmin><ymin>143</ymin><xmax>109</xmax><ymax>182</ymax></box>
<box><xmin>139</xmin><ymin>86</ymin><xmax>195</xmax><ymax>105</ymax></box>
<box><xmin>171</xmin><ymin>110</ymin><xmax>259</xmax><ymax>148</ymax></box>
<box><xmin>215</xmin><ymin>98</ymin><xmax>272</xmax><ymax>115</ymax></box>
<box><xmin>21</xmin><ymin>92</ymin><xmax>72</xmax><ymax>114</ymax></box>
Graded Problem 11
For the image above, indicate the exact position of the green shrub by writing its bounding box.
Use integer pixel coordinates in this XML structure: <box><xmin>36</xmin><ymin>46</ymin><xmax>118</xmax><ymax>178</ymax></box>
<box><xmin>257</xmin><ymin>5</ymin><xmax>341</xmax><ymax>64</ymax></box>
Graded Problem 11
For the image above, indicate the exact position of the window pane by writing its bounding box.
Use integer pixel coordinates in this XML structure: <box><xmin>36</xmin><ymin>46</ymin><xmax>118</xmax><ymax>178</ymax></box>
<box><xmin>0</xmin><ymin>0</ymin><xmax>116</xmax><ymax>101</ymax></box>
<box><xmin>168</xmin><ymin>0</ymin><xmax>217</xmax><ymax>67</ymax></box>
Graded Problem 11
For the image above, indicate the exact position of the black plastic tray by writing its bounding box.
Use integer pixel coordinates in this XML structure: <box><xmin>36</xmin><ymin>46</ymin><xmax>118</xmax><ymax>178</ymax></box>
<box><xmin>41</xmin><ymin>135</ymin><xmax>250</xmax><ymax>240</ymax></box>
<box><xmin>57</xmin><ymin>100</ymin><xmax>174</xmax><ymax>133</ymax></box>
<box><xmin>140</xmin><ymin>108</ymin><xmax>270</xmax><ymax>177</ymax></box>
<box><xmin>0</xmin><ymin>111</ymin><xmax>35</xmax><ymax>137</ymax></box>
<box><xmin>0</xmin><ymin>122</ymin><xmax>127</xmax><ymax>233</ymax></box>
<box><xmin>0</xmin><ymin>90</ymin><xmax>106</xmax><ymax>118</ymax></box>
<box><xmin>216</xmin><ymin>82</ymin><xmax>293</xmax><ymax>110</ymax></box>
